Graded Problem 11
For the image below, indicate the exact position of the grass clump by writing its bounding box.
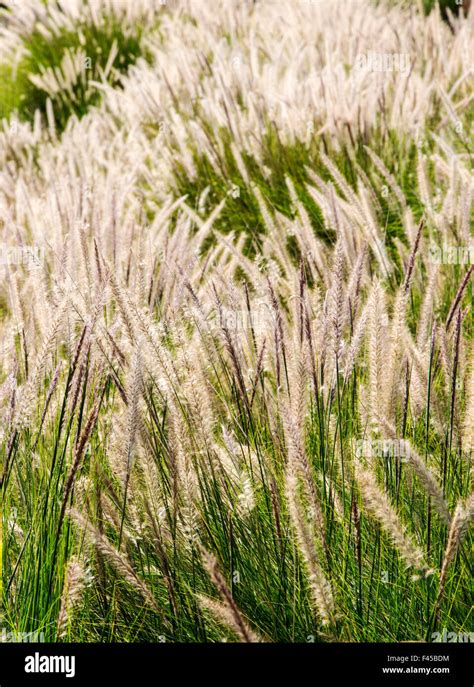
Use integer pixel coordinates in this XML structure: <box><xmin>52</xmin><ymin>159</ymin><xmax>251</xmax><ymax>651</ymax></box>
<box><xmin>0</xmin><ymin>4</ymin><xmax>154</xmax><ymax>130</ymax></box>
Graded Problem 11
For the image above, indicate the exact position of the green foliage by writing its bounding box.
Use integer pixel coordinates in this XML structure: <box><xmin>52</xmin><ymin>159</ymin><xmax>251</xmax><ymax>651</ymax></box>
<box><xmin>0</xmin><ymin>12</ymin><xmax>150</xmax><ymax>130</ymax></box>
<box><xmin>1</xmin><ymin>0</ymin><xmax>472</xmax><ymax>647</ymax></box>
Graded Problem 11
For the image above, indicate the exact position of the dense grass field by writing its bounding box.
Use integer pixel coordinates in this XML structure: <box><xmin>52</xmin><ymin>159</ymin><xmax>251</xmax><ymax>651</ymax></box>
<box><xmin>0</xmin><ymin>0</ymin><xmax>473</xmax><ymax>644</ymax></box>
